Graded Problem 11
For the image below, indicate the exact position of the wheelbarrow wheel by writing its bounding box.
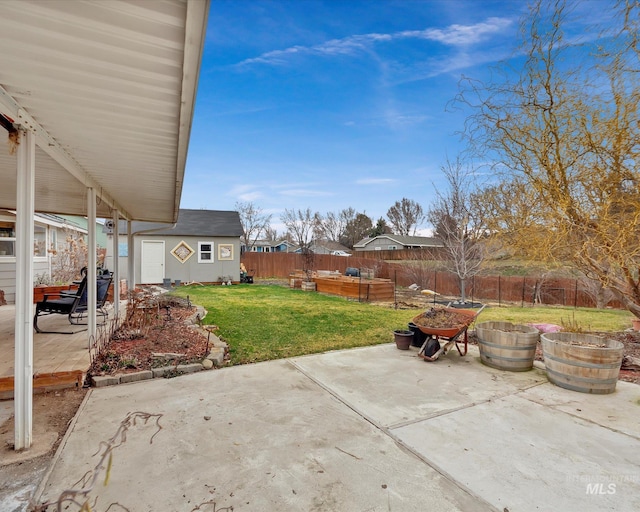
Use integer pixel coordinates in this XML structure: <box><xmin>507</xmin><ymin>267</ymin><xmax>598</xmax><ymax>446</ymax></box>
<box><xmin>423</xmin><ymin>338</ymin><xmax>441</xmax><ymax>358</ymax></box>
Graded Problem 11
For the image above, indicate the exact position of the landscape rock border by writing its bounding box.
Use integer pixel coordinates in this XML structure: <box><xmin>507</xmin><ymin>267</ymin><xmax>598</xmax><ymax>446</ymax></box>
<box><xmin>91</xmin><ymin>304</ymin><xmax>228</xmax><ymax>388</ymax></box>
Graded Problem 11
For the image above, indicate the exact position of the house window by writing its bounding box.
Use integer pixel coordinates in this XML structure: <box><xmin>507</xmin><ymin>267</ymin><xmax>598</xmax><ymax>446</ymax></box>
<box><xmin>0</xmin><ymin>221</ymin><xmax>15</xmax><ymax>256</ymax></box>
<box><xmin>34</xmin><ymin>224</ymin><xmax>47</xmax><ymax>257</ymax></box>
<box><xmin>50</xmin><ymin>228</ymin><xmax>57</xmax><ymax>253</ymax></box>
<box><xmin>388</xmin><ymin>245</ymin><xmax>397</xmax><ymax>250</ymax></box>
<box><xmin>198</xmin><ymin>241</ymin><xmax>214</xmax><ymax>263</ymax></box>
<box><xmin>265</xmin><ymin>247</ymin><xmax>270</xmax><ymax>253</ymax></box>
<box><xmin>0</xmin><ymin>221</ymin><xmax>48</xmax><ymax>257</ymax></box>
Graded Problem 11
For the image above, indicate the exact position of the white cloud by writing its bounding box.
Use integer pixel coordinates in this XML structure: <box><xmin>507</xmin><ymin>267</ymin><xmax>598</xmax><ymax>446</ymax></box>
<box><xmin>236</xmin><ymin>17</ymin><xmax>513</xmax><ymax>67</ymax></box>
<box><xmin>414</xmin><ymin>227</ymin><xmax>435</xmax><ymax>237</ymax></box>
<box><xmin>400</xmin><ymin>17</ymin><xmax>513</xmax><ymax>46</ymax></box>
<box><xmin>356</xmin><ymin>178</ymin><xmax>396</xmax><ymax>185</ymax></box>
<box><xmin>227</xmin><ymin>185</ymin><xmax>263</xmax><ymax>202</ymax></box>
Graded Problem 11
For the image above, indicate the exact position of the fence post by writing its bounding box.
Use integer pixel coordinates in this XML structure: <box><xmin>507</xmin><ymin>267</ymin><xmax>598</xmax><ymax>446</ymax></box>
<box><xmin>472</xmin><ymin>275</ymin><xmax>475</xmax><ymax>305</ymax></box>
<box><xmin>434</xmin><ymin>270</ymin><xmax>437</xmax><ymax>305</ymax></box>
<box><xmin>521</xmin><ymin>277</ymin><xmax>526</xmax><ymax>307</ymax></box>
<box><xmin>394</xmin><ymin>269</ymin><xmax>397</xmax><ymax>310</ymax></box>
<box><xmin>498</xmin><ymin>275</ymin><xmax>501</xmax><ymax>306</ymax></box>
<box><xmin>574</xmin><ymin>279</ymin><xmax>578</xmax><ymax>308</ymax></box>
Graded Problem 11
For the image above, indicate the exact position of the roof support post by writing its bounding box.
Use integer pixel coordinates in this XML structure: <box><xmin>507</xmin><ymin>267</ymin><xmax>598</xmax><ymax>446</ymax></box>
<box><xmin>112</xmin><ymin>210</ymin><xmax>120</xmax><ymax>318</ymax></box>
<box><xmin>14</xmin><ymin>128</ymin><xmax>35</xmax><ymax>450</ymax></box>
<box><xmin>87</xmin><ymin>188</ymin><xmax>97</xmax><ymax>347</ymax></box>
<box><xmin>127</xmin><ymin>221</ymin><xmax>135</xmax><ymax>291</ymax></box>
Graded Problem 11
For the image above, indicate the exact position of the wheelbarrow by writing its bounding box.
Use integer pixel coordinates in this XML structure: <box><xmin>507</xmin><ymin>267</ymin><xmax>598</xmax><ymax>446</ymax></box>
<box><xmin>411</xmin><ymin>305</ymin><xmax>486</xmax><ymax>362</ymax></box>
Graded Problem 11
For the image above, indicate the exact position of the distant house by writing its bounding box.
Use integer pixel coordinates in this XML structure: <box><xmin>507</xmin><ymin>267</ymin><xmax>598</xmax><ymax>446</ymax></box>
<box><xmin>0</xmin><ymin>210</ymin><xmax>89</xmax><ymax>302</ymax></box>
<box><xmin>105</xmin><ymin>209</ymin><xmax>243</xmax><ymax>285</ymax></box>
<box><xmin>243</xmin><ymin>239</ymin><xmax>296</xmax><ymax>253</ymax></box>
<box><xmin>353</xmin><ymin>235</ymin><xmax>443</xmax><ymax>251</ymax></box>
<box><xmin>57</xmin><ymin>214</ymin><xmax>109</xmax><ymax>249</ymax></box>
<box><xmin>310</xmin><ymin>240</ymin><xmax>352</xmax><ymax>255</ymax></box>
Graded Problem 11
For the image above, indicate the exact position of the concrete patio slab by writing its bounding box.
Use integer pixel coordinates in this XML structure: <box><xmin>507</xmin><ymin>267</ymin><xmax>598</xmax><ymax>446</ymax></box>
<box><xmin>35</xmin><ymin>343</ymin><xmax>640</xmax><ymax>512</ymax></box>
<box><xmin>520</xmin><ymin>380</ymin><xmax>640</xmax><ymax>439</ymax></box>
<box><xmin>394</xmin><ymin>393</ymin><xmax>640</xmax><ymax>512</ymax></box>
<box><xmin>291</xmin><ymin>344</ymin><xmax>548</xmax><ymax>428</ymax></box>
<box><xmin>39</xmin><ymin>359</ymin><xmax>490</xmax><ymax>512</ymax></box>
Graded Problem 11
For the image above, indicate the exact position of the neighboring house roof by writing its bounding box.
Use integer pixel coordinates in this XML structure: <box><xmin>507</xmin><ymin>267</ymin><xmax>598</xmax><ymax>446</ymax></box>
<box><xmin>311</xmin><ymin>240</ymin><xmax>351</xmax><ymax>253</ymax></box>
<box><xmin>354</xmin><ymin>235</ymin><xmax>443</xmax><ymax>248</ymax></box>
<box><xmin>1</xmin><ymin>209</ymin><xmax>87</xmax><ymax>234</ymax></box>
<box><xmin>241</xmin><ymin>238</ymin><xmax>295</xmax><ymax>249</ymax></box>
<box><xmin>108</xmin><ymin>209</ymin><xmax>243</xmax><ymax>237</ymax></box>
<box><xmin>246</xmin><ymin>239</ymin><xmax>294</xmax><ymax>249</ymax></box>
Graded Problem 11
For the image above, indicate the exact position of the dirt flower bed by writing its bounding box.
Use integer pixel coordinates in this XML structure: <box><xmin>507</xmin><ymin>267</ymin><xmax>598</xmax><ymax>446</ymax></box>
<box><xmin>88</xmin><ymin>294</ymin><xmax>211</xmax><ymax>378</ymax></box>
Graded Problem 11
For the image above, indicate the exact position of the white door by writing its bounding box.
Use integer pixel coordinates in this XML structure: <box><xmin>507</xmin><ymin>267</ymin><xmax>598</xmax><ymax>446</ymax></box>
<box><xmin>141</xmin><ymin>240</ymin><xmax>165</xmax><ymax>284</ymax></box>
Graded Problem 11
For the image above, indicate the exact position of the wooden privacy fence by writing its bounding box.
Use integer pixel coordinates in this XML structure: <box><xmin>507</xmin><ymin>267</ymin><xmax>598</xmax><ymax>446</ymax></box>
<box><xmin>241</xmin><ymin>252</ymin><xmax>622</xmax><ymax>309</ymax></box>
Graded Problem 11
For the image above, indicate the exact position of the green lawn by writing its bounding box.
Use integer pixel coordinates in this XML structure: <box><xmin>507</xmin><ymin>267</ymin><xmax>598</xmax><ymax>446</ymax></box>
<box><xmin>171</xmin><ymin>284</ymin><xmax>633</xmax><ymax>365</ymax></box>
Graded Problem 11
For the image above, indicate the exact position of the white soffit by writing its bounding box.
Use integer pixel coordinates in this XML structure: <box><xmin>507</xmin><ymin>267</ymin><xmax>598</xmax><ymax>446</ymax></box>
<box><xmin>0</xmin><ymin>0</ymin><xmax>209</xmax><ymax>222</ymax></box>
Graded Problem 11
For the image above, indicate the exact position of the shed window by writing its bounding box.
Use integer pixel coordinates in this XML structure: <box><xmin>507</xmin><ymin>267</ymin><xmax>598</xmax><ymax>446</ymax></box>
<box><xmin>198</xmin><ymin>241</ymin><xmax>214</xmax><ymax>263</ymax></box>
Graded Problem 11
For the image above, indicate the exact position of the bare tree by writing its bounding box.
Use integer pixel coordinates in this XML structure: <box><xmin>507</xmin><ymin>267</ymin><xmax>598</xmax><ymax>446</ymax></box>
<box><xmin>427</xmin><ymin>157</ymin><xmax>485</xmax><ymax>303</ymax></box>
<box><xmin>316</xmin><ymin>211</ymin><xmax>347</xmax><ymax>242</ymax></box>
<box><xmin>386</xmin><ymin>198</ymin><xmax>425</xmax><ymax>236</ymax></box>
<box><xmin>341</xmin><ymin>211</ymin><xmax>373</xmax><ymax>248</ymax></box>
<box><xmin>235</xmin><ymin>201</ymin><xmax>272</xmax><ymax>252</ymax></box>
<box><xmin>577</xmin><ymin>273</ymin><xmax>616</xmax><ymax>309</ymax></box>
<box><xmin>281</xmin><ymin>208</ymin><xmax>318</xmax><ymax>279</ymax></box>
<box><xmin>456</xmin><ymin>0</ymin><xmax>640</xmax><ymax>316</ymax></box>
<box><xmin>263</xmin><ymin>225</ymin><xmax>280</xmax><ymax>242</ymax></box>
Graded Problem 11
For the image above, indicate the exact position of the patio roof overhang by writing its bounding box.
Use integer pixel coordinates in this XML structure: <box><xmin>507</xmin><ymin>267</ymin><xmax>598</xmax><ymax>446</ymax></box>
<box><xmin>0</xmin><ymin>0</ymin><xmax>209</xmax><ymax>222</ymax></box>
<box><xmin>0</xmin><ymin>0</ymin><xmax>210</xmax><ymax>452</ymax></box>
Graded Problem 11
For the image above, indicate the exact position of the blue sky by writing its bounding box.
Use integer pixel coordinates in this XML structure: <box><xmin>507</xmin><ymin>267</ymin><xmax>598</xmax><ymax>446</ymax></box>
<box><xmin>182</xmin><ymin>0</ymin><xmax>608</xmax><ymax>234</ymax></box>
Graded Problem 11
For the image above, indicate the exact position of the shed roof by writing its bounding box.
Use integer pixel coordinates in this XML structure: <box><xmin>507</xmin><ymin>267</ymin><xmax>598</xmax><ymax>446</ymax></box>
<box><xmin>115</xmin><ymin>209</ymin><xmax>243</xmax><ymax>237</ymax></box>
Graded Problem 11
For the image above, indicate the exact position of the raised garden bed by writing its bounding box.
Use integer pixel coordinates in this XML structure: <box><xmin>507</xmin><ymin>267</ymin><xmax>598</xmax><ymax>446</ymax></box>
<box><xmin>289</xmin><ymin>271</ymin><xmax>395</xmax><ymax>302</ymax></box>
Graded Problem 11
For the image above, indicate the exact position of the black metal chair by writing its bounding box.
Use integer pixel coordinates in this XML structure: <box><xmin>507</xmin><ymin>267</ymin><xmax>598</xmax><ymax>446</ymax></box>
<box><xmin>34</xmin><ymin>274</ymin><xmax>88</xmax><ymax>334</ymax></box>
<box><xmin>68</xmin><ymin>272</ymin><xmax>113</xmax><ymax>325</ymax></box>
<box><xmin>33</xmin><ymin>270</ymin><xmax>113</xmax><ymax>334</ymax></box>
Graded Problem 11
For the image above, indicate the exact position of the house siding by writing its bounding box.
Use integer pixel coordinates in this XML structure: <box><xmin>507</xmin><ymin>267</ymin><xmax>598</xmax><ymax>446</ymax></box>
<box><xmin>0</xmin><ymin>260</ymin><xmax>49</xmax><ymax>303</ymax></box>
<box><xmin>358</xmin><ymin>238</ymin><xmax>401</xmax><ymax>251</ymax></box>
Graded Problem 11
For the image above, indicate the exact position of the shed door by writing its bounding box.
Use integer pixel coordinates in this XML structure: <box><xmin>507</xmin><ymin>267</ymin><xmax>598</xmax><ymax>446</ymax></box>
<box><xmin>141</xmin><ymin>240</ymin><xmax>165</xmax><ymax>284</ymax></box>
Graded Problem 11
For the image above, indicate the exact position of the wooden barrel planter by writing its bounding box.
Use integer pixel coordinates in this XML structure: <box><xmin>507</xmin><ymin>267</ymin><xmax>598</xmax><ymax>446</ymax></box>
<box><xmin>540</xmin><ymin>332</ymin><xmax>624</xmax><ymax>394</ymax></box>
<box><xmin>476</xmin><ymin>321</ymin><xmax>539</xmax><ymax>372</ymax></box>
<box><xmin>301</xmin><ymin>281</ymin><xmax>317</xmax><ymax>292</ymax></box>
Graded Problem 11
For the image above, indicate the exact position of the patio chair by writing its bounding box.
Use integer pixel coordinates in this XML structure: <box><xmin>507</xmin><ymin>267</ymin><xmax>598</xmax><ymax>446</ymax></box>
<box><xmin>33</xmin><ymin>269</ymin><xmax>112</xmax><ymax>334</ymax></box>
<box><xmin>68</xmin><ymin>271</ymin><xmax>113</xmax><ymax>325</ymax></box>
